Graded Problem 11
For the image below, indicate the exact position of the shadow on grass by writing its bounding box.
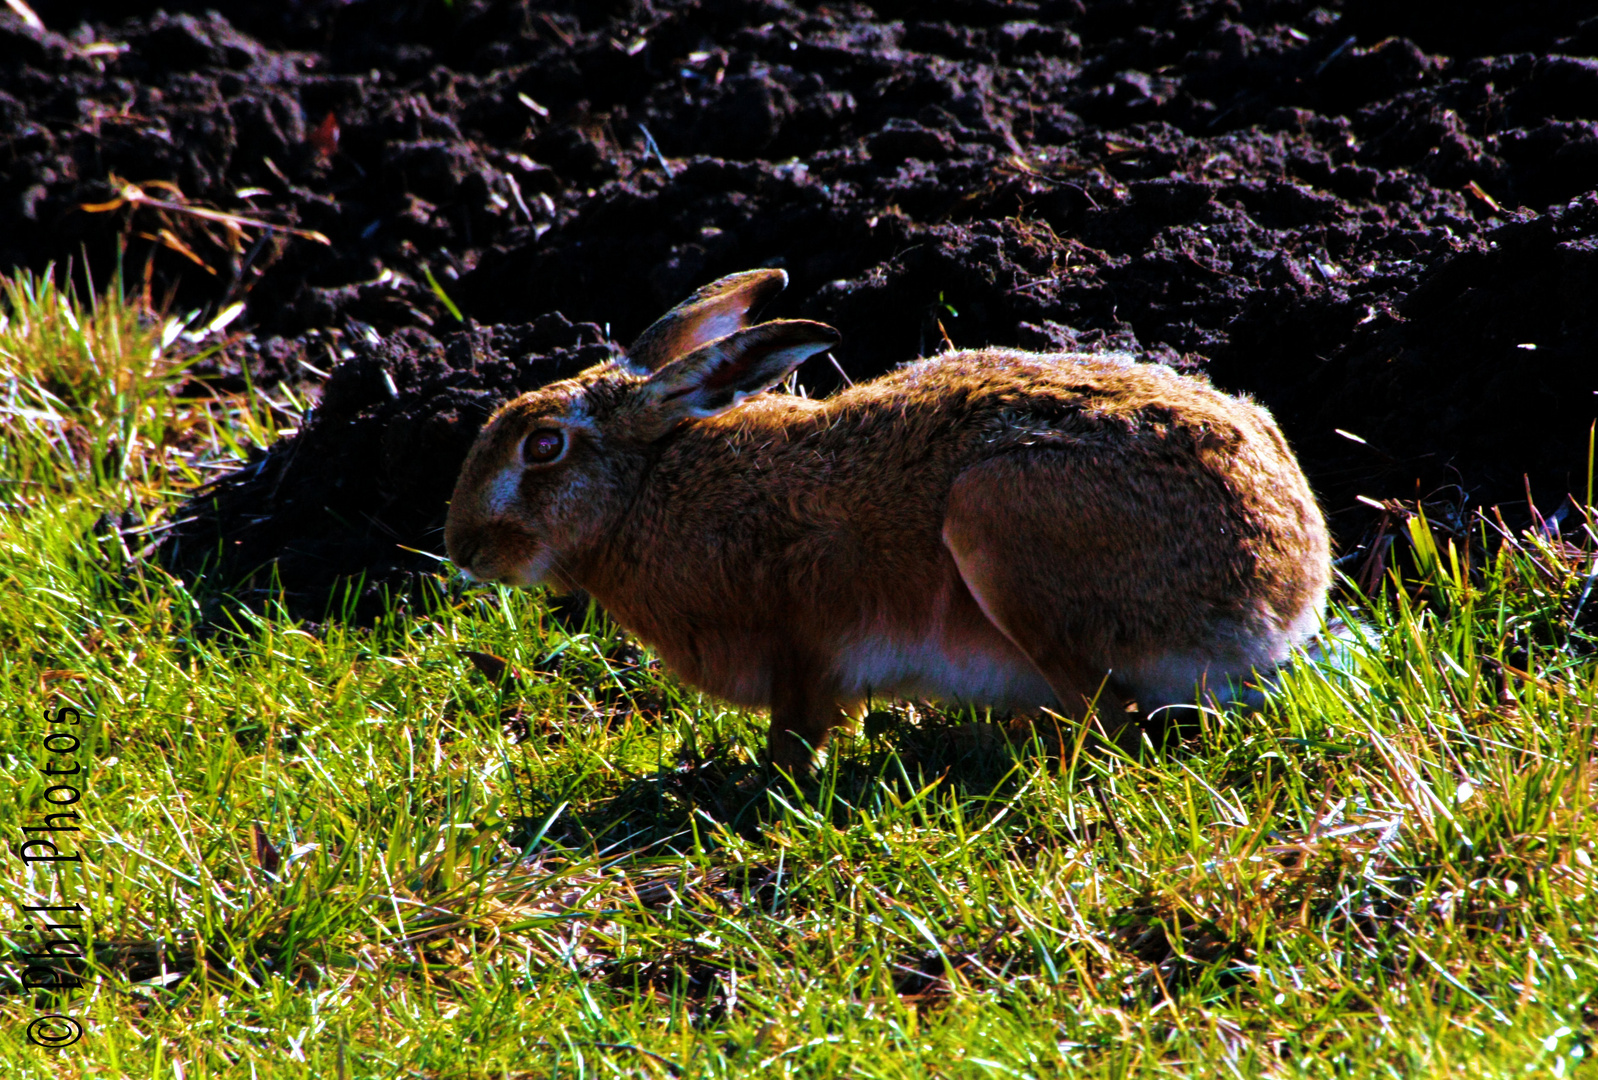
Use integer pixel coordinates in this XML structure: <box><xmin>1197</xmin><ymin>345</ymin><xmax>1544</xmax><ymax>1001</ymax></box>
<box><xmin>520</xmin><ymin>704</ymin><xmax>1105</xmax><ymax>857</ymax></box>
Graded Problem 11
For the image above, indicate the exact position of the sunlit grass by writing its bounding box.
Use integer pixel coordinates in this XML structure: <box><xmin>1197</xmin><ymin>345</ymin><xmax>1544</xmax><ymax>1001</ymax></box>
<box><xmin>1</xmin><ymin>271</ymin><xmax>1596</xmax><ymax>1077</ymax></box>
<box><xmin>0</xmin><ymin>264</ymin><xmax>295</xmax><ymax>508</ymax></box>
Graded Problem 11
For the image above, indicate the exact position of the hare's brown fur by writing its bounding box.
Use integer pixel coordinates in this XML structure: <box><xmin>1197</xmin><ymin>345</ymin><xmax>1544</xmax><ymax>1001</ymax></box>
<box><xmin>446</xmin><ymin>272</ymin><xmax>1330</xmax><ymax>772</ymax></box>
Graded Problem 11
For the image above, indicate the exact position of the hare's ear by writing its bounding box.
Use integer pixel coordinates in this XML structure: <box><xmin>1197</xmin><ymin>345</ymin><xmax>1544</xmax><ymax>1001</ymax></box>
<box><xmin>626</xmin><ymin>269</ymin><xmax>790</xmax><ymax>373</ymax></box>
<box><xmin>636</xmin><ymin>320</ymin><xmax>839</xmax><ymax>435</ymax></box>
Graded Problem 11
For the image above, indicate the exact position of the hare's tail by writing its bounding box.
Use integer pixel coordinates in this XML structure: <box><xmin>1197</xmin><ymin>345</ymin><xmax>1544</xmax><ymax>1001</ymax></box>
<box><xmin>1184</xmin><ymin>614</ymin><xmax>1373</xmax><ymax>718</ymax></box>
<box><xmin>1297</xmin><ymin>614</ymin><xmax>1374</xmax><ymax>675</ymax></box>
<box><xmin>1231</xmin><ymin>613</ymin><xmax>1373</xmax><ymax>711</ymax></box>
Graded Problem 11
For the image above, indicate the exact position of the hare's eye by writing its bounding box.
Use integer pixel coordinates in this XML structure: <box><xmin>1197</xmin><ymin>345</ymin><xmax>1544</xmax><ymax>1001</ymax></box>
<box><xmin>522</xmin><ymin>428</ymin><xmax>565</xmax><ymax>464</ymax></box>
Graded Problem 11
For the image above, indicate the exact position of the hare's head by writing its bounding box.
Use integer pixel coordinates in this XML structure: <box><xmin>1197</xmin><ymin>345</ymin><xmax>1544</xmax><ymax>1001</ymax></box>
<box><xmin>444</xmin><ymin>270</ymin><xmax>839</xmax><ymax>586</ymax></box>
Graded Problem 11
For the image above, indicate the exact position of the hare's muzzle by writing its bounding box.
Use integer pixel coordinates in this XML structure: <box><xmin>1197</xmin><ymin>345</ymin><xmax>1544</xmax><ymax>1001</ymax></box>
<box><xmin>446</xmin><ymin>517</ymin><xmax>553</xmax><ymax>588</ymax></box>
<box><xmin>444</xmin><ymin>512</ymin><xmax>498</xmax><ymax>583</ymax></box>
<box><xmin>446</xmin><ymin>531</ymin><xmax>484</xmax><ymax>582</ymax></box>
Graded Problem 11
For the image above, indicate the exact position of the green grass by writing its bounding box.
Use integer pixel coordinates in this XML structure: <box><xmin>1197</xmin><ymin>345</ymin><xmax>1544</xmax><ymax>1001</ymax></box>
<box><xmin>3</xmin><ymin>270</ymin><xmax>1597</xmax><ymax>1078</ymax></box>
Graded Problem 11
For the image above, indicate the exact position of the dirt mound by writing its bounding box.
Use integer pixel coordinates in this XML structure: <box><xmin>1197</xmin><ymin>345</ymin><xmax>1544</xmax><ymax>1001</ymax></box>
<box><xmin>1276</xmin><ymin>192</ymin><xmax>1598</xmax><ymax>528</ymax></box>
<box><xmin>2</xmin><ymin>1</ymin><xmax>1595</xmax><ymax>614</ymax></box>
<box><xmin>160</xmin><ymin>315</ymin><xmax>615</xmax><ymax>621</ymax></box>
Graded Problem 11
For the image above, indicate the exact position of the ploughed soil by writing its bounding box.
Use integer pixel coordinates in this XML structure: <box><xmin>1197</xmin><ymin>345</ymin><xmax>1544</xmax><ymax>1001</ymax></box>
<box><xmin>4</xmin><ymin>1</ymin><xmax>1597</xmax><ymax>618</ymax></box>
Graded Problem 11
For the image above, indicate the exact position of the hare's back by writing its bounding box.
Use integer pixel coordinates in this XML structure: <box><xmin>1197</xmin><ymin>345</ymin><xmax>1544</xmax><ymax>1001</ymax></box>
<box><xmin>890</xmin><ymin>348</ymin><xmax>1330</xmax><ymax>607</ymax></box>
<box><xmin>857</xmin><ymin>350</ymin><xmax>1289</xmax><ymax>461</ymax></box>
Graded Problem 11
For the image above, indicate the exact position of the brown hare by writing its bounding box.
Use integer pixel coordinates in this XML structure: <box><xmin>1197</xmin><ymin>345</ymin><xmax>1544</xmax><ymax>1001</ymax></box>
<box><xmin>445</xmin><ymin>269</ymin><xmax>1331</xmax><ymax>773</ymax></box>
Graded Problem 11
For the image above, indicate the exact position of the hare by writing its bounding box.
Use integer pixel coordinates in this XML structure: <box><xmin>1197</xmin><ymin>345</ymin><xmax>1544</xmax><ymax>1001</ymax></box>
<box><xmin>445</xmin><ymin>269</ymin><xmax>1331</xmax><ymax>773</ymax></box>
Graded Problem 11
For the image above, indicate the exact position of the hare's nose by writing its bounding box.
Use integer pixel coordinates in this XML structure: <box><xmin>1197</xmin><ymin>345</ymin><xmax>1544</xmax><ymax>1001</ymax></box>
<box><xmin>449</xmin><ymin>536</ymin><xmax>481</xmax><ymax>578</ymax></box>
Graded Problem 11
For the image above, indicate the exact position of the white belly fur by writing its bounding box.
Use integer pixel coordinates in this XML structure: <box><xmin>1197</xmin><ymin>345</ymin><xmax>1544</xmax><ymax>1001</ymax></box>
<box><xmin>831</xmin><ymin>634</ymin><xmax>1057</xmax><ymax>707</ymax></box>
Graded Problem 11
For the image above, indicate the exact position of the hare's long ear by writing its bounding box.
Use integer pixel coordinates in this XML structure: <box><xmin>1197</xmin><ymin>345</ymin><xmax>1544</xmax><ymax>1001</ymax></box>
<box><xmin>633</xmin><ymin>320</ymin><xmax>839</xmax><ymax>437</ymax></box>
<box><xmin>625</xmin><ymin>269</ymin><xmax>790</xmax><ymax>373</ymax></box>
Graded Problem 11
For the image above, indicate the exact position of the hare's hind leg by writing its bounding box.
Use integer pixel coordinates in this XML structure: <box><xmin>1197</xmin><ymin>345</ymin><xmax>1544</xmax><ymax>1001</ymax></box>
<box><xmin>941</xmin><ymin>458</ymin><xmax>1136</xmax><ymax>735</ymax></box>
<box><xmin>944</xmin><ymin>451</ymin><xmax>1293</xmax><ymax>749</ymax></box>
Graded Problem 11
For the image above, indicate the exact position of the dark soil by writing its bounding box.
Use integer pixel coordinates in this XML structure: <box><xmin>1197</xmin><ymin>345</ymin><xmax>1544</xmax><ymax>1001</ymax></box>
<box><xmin>4</xmin><ymin>1</ymin><xmax>1596</xmax><ymax>617</ymax></box>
